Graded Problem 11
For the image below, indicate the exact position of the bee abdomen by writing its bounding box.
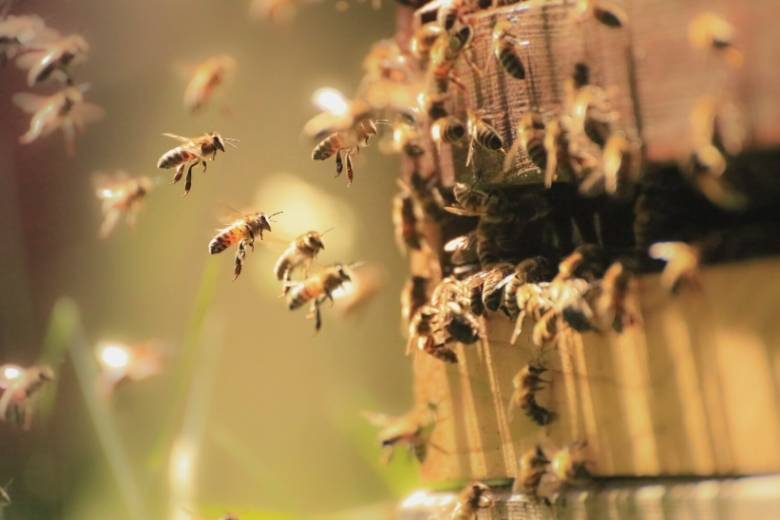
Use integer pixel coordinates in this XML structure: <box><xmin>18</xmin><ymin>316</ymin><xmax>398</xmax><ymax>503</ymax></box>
<box><xmin>498</xmin><ymin>47</ymin><xmax>526</xmax><ymax>79</ymax></box>
<box><xmin>526</xmin><ymin>138</ymin><xmax>547</xmax><ymax>169</ymax></box>
<box><xmin>157</xmin><ymin>148</ymin><xmax>190</xmax><ymax>169</ymax></box>
<box><xmin>209</xmin><ymin>229</ymin><xmax>239</xmax><ymax>254</ymax></box>
<box><xmin>287</xmin><ymin>284</ymin><xmax>311</xmax><ymax>310</ymax></box>
<box><xmin>312</xmin><ymin>134</ymin><xmax>342</xmax><ymax>161</ymax></box>
<box><xmin>274</xmin><ymin>255</ymin><xmax>292</xmax><ymax>281</ymax></box>
<box><xmin>477</xmin><ymin>127</ymin><xmax>503</xmax><ymax>151</ymax></box>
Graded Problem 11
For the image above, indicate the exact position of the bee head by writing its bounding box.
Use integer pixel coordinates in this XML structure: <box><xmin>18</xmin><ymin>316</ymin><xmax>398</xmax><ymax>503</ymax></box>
<box><xmin>37</xmin><ymin>366</ymin><xmax>55</xmax><ymax>382</ymax></box>
<box><xmin>211</xmin><ymin>133</ymin><xmax>226</xmax><ymax>152</ymax></box>
<box><xmin>336</xmin><ymin>264</ymin><xmax>352</xmax><ymax>282</ymax></box>
<box><xmin>304</xmin><ymin>232</ymin><xmax>325</xmax><ymax>251</ymax></box>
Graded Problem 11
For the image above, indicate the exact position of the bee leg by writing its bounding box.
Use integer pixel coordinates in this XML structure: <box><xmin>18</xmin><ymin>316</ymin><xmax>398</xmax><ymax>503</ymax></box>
<box><xmin>234</xmin><ymin>240</ymin><xmax>247</xmax><ymax>280</ymax></box>
<box><xmin>311</xmin><ymin>300</ymin><xmax>323</xmax><ymax>331</ymax></box>
<box><xmin>202</xmin><ymin>160</ymin><xmax>208</xmax><ymax>172</ymax></box>
<box><xmin>184</xmin><ymin>163</ymin><xmax>196</xmax><ymax>194</ymax></box>
<box><xmin>335</xmin><ymin>150</ymin><xmax>343</xmax><ymax>177</ymax></box>
<box><xmin>173</xmin><ymin>164</ymin><xmax>185</xmax><ymax>184</ymax></box>
<box><xmin>346</xmin><ymin>153</ymin><xmax>354</xmax><ymax>186</ymax></box>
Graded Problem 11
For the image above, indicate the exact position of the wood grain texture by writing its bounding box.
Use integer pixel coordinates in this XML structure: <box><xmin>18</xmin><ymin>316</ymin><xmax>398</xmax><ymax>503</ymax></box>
<box><xmin>412</xmin><ymin>257</ymin><xmax>780</xmax><ymax>482</ymax></box>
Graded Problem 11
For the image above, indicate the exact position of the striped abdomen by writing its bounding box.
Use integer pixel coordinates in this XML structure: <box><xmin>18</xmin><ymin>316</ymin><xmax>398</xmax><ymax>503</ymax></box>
<box><xmin>312</xmin><ymin>133</ymin><xmax>344</xmax><ymax>161</ymax></box>
<box><xmin>497</xmin><ymin>45</ymin><xmax>526</xmax><ymax>79</ymax></box>
<box><xmin>157</xmin><ymin>146</ymin><xmax>197</xmax><ymax>169</ymax></box>
<box><xmin>432</xmin><ymin>116</ymin><xmax>466</xmax><ymax>144</ymax></box>
<box><xmin>474</xmin><ymin>122</ymin><xmax>503</xmax><ymax>151</ymax></box>
<box><xmin>209</xmin><ymin>224</ymin><xmax>246</xmax><ymax>254</ymax></box>
<box><xmin>287</xmin><ymin>278</ymin><xmax>321</xmax><ymax>310</ymax></box>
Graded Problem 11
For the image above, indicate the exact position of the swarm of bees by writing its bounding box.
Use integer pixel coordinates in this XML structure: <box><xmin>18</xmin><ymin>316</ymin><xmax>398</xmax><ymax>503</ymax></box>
<box><xmin>0</xmin><ymin>363</ymin><xmax>54</xmax><ymax>430</ymax></box>
<box><xmin>4</xmin><ymin>4</ymin><xmax>103</xmax><ymax>154</ymax></box>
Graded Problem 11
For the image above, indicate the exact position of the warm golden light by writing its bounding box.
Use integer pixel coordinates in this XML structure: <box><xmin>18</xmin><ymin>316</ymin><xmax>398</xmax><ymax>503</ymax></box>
<box><xmin>1</xmin><ymin>365</ymin><xmax>23</xmax><ymax>382</ymax></box>
<box><xmin>312</xmin><ymin>87</ymin><xmax>349</xmax><ymax>117</ymax></box>
<box><xmin>96</xmin><ymin>343</ymin><xmax>131</xmax><ymax>371</ymax></box>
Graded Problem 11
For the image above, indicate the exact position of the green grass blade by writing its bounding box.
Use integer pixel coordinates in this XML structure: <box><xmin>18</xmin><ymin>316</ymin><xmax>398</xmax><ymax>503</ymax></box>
<box><xmin>63</xmin><ymin>298</ymin><xmax>148</xmax><ymax>520</ymax></box>
<box><xmin>36</xmin><ymin>299</ymin><xmax>80</xmax><ymax>423</ymax></box>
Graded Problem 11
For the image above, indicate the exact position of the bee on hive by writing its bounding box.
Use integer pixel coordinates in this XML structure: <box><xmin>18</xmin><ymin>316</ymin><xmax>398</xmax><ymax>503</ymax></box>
<box><xmin>451</xmin><ymin>481</ymin><xmax>494</xmax><ymax>519</ymax></box>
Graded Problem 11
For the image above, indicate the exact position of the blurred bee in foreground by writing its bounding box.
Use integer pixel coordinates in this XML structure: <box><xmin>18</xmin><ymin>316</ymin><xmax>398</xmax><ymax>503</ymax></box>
<box><xmin>466</xmin><ymin>110</ymin><xmax>505</xmax><ymax>167</ymax></box>
<box><xmin>648</xmin><ymin>241</ymin><xmax>701</xmax><ymax>293</ymax></box>
<box><xmin>13</xmin><ymin>83</ymin><xmax>104</xmax><ymax>155</ymax></box>
<box><xmin>514</xmin><ymin>445</ymin><xmax>549</xmax><ymax>497</ymax></box>
<box><xmin>688</xmin><ymin>12</ymin><xmax>743</xmax><ymax>67</ymax></box>
<box><xmin>362</xmin><ymin>402</ymin><xmax>439</xmax><ymax>464</ymax></box>
<box><xmin>393</xmin><ymin>189</ymin><xmax>424</xmax><ymax>254</ymax></box>
<box><xmin>209</xmin><ymin>210</ymin><xmax>282</xmax><ymax>279</ymax></box>
<box><xmin>0</xmin><ymin>482</ymin><xmax>9</xmax><ymax>509</ymax></box>
<box><xmin>0</xmin><ymin>363</ymin><xmax>54</xmax><ymax>429</ymax></box>
<box><xmin>508</xmin><ymin>360</ymin><xmax>555</xmax><ymax>425</ymax></box>
<box><xmin>274</xmin><ymin>230</ymin><xmax>327</xmax><ymax>283</ymax></box>
<box><xmin>15</xmin><ymin>33</ymin><xmax>88</xmax><ymax>86</ymax></box>
<box><xmin>183</xmin><ymin>54</ymin><xmax>237</xmax><ymax>113</ymax></box>
<box><xmin>401</xmin><ymin>275</ymin><xmax>428</xmax><ymax>327</ymax></box>
<box><xmin>93</xmin><ymin>171</ymin><xmax>155</xmax><ymax>239</ymax></box>
<box><xmin>0</xmin><ymin>15</ymin><xmax>56</xmax><ymax>65</ymax></box>
<box><xmin>595</xmin><ymin>261</ymin><xmax>640</xmax><ymax>332</ymax></box>
<box><xmin>286</xmin><ymin>263</ymin><xmax>354</xmax><ymax>331</ymax></box>
<box><xmin>156</xmin><ymin>132</ymin><xmax>238</xmax><ymax>195</ymax></box>
<box><xmin>575</xmin><ymin>0</ymin><xmax>627</xmax><ymax>28</ymax></box>
<box><xmin>547</xmin><ymin>441</ymin><xmax>591</xmax><ymax>496</ymax></box>
<box><xmin>306</xmin><ymin>88</ymin><xmax>379</xmax><ymax>186</ymax></box>
<box><xmin>95</xmin><ymin>340</ymin><xmax>165</xmax><ymax>397</ymax></box>
<box><xmin>504</xmin><ymin>110</ymin><xmax>547</xmax><ymax>173</ymax></box>
<box><xmin>451</xmin><ymin>481</ymin><xmax>494</xmax><ymax>520</ymax></box>
<box><xmin>491</xmin><ymin>19</ymin><xmax>529</xmax><ymax>80</ymax></box>
<box><xmin>332</xmin><ymin>263</ymin><xmax>385</xmax><ymax>317</ymax></box>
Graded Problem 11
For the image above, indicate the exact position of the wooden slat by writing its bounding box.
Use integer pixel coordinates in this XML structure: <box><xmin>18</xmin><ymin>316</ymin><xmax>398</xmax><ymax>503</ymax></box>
<box><xmin>412</xmin><ymin>257</ymin><xmax>780</xmax><ymax>482</ymax></box>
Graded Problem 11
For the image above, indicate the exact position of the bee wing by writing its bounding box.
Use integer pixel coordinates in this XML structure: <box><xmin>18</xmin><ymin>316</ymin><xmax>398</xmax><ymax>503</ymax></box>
<box><xmin>361</xmin><ymin>410</ymin><xmax>392</xmax><ymax>428</ymax></box>
<box><xmin>162</xmin><ymin>132</ymin><xmax>193</xmax><ymax>144</ymax></box>
<box><xmin>71</xmin><ymin>102</ymin><xmax>105</xmax><ymax>128</ymax></box>
<box><xmin>443</xmin><ymin>205</ymin><xmax>481</xmax><ymax>217</ymax></box>
<box><xmin>14</xmin><ymin>48</ymin><xmax>46</xmax><ymax>70</ymax></box>
<box><xmin>302</xmin><ymin>112</ymin><xmax>348</xmax><ymax>139</ymax></box>
<box><xmin>12</xmin><ymin>91</ymin><xmax>47</xmax><ymax>113</ymax></box>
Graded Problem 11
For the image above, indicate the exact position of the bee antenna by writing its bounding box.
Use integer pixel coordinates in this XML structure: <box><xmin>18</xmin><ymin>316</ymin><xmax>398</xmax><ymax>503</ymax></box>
<box><xmin>348</xmin><ymin>261</ymin><xmax>366</xmax><ymax>270</ymax></box>
<box><xmin>266</xmin><ymin>211</ymin><xmax>283</xmax><ymax>221</ymax></box>
<box><xmin>320</xmin><ymin>227</ymin><xmax>335</xmax><ymax>236</ymax></box>
<box><xmin>223</xmin><ymin>137</ymin><xmax>240</xmax><ymax>149</ymax></box>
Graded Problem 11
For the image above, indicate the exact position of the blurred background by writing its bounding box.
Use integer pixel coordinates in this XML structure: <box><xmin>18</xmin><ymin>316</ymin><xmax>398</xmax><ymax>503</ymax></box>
<box><xmin>0</xmin><ymin>1</ymin><xmax>417</xmax><ymax>518</ymax></box>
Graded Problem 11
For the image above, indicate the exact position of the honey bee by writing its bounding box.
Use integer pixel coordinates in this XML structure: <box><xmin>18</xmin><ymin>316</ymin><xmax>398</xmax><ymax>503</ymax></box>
<box><xmin>407</xmin><ymin>305</ymin><xmax>459</xmax><ymax>363</ymax></box>
<box><xmin>286</xmin><ymin>264</ymin><xmax>353</xmax><ymax>331</ymax></box>
<box><xmin>444</xmin><ymin>233</ymin><xmax>480</xmax><ymax>274</ymax></box>
<box><xmin>427</xmin><ymin>24</ymin><xmax>476</xmax><ymax>94</ymax></box>
<box><xmin>410</xmin><ymin>22</ymin><xmax>443</xmax><ymax>64</ymax></box>
<box><xmin>583</xmin><ymin>131</ymin><xmax>637</xmax><ymax>195</ymax></box>
<box><xmin>503</xmin><ymin>111</ymin><xmax>546</xmax><ymax>173</ymax></box>
<box><xmin>15</xmin><ymin>33</ymin><xmax>88</xmax><ymax>86</ymax></box>
<box><xmin>273</xmin><ymin>230</ymin><xmax>327</xmax><ymax>283</ymax></box>
<box><xmin>451</xmin><ymin>481</ymin><xmax>494</xmax><ymax>519</ymax></box>
<box><xmin>0</xmin><ymin>364</ymin><xmax>54</xmax><ymax>429</ymax></box>
<box><xmin>509</xmin><ymin>360</ymin><xmax>555</xmax><ymax>425</ymax></box>
<box><xmin>480</xmin><ymin>262</ymin><xmax>515</xmax><ymax>313</ymax></box>
<box><xmin>688</xmin><ymin>12</ymin><xmax>743</xmax><ymax>67</ymax></box>
<box><xmin>0</xmin><ymin>15</ymin><xmax>56</xmax><ymax>65</ymax></box>
<box><xmin>13</xmin><ymin>83</ymin><xmax>104</xmax><ymax>155</ymax></box>
<box><xmin>183</xmin><ymin>54</ymin><xmax>237</xmax><ymax>113</ymax></box>
<box><xmin>466</xmin><ymin>110</ymin><xmax>505</xmax><ymax>167</ymax></box>
<box><xmin>549</xmin><ymin>441</ymin><xmax>590</xmax><ymax>485</ymax></box>
<box><xmin>555</xmin><ymin>245</ymin><xmax>606</xmax><ymax>282</ymax></box>
<box><xmin>491</xmin><ymin>19</ymin><xmax>528</xmax><ymax>79</ymax></box>
<box><xmin>332</xmin><ymin>263</ymin><xmax>385</xmax><ymax>316</ymax></box>
<box><xmin>596</xmin><ymin>261</ymin><xmax>639</xmax><ymax>333</ymax></box>
<box><xmin>514</xmin><ymin>445</ymin><xmax>550</xmax><ymax>496</ymax></box>
<box><xmin>501</xmin><ymin>257</ymin><xmax>550</xmax><ymax>318</ymax></box>
<box><xmin>430</xmin><ymin>115</ymin><xmax>467</xmax><ymax>147</ymax></box>
<box><xmin>401</xmin><ymin>275</ymin><xmax>429</xmax><ymax>327</ymax></box>
<box><xmin>550</xmin><ymin>277</ymin><xmax>596</xmax><ymax>333</ymax></box>
<box><xmin>575</xmin><ymin>0</ymin><xmax>627</xmax><ymax>28</ymax></box>
<box><xmin>312</xmin><ymin>118</ymin><xmax>377</xmax><ymax>186</ymax></box>
<box><xmin>393</xmin><ymin>190</ymin><xmax>424</xmax><ymax>254</ymax></box>
<box><xmin>362</xmin><ymin>402</ymin><xmax>439</xmax><ymax>464</ymax></box>
<box><xmin>403</xmin><ymin>171</ymin><xmax>448</xmax><ymax>223</ymax></box>
<box><xmin>419</xmin><ymin>91</ymin><xmax>450</xmax><ymax>121</ymax></box>
<box><xmin>95</xmin><ymin>340</ymin><xmax>165</xmax><ymax>397</ymax></box>
<box><xmin>156</xmin><ymin>132</ymin><xmax>237</xmax><ymax>195</ymax></box>
<box><xmin>93</xmin><ymin>172</ymin><xmax>154</xmax><ymax>239</ymax></box>
<box><xmin>209</xmin><ymin>211</ymin><xmax>281</xmax><ymax>279</ymax></box>
<box><xmin>648</xmin><ymin>241</ymin><xmax>701</xmax><ymax>293</ymax></box>
<box><xmin>511</xmin><ymin>282</ymin><xmax>553</xmax><ymax>344</ymax></box>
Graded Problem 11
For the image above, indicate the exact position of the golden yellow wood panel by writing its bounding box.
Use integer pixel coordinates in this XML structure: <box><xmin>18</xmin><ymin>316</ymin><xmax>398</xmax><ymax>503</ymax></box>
<box><xmin>413</xmin><ymin>257</ymin><xmax>780</xmax><ymax>482</ymax></box>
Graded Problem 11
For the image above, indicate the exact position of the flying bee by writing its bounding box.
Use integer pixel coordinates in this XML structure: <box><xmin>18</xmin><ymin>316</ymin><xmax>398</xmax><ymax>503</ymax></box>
<box><xmin>0</xmin><ymin>364</ymin><xmax>54</xmax><ymax>429</ymax></box>
<box><xmin>312</xmin><ymin>118</ymin><xmax>377</xmax><ymax>186</ymax></box>
<box><xmin>575</xmin><ymin>0</ymin><xmax>627</xmax><ymax>28</ymax></box>
<box><xmin>15</xmin><ymin>33</ymin><xmax>88</xmax><ymax>86</ymax></box>
<box><xmin>501</xmin><ymin>257</ymin><xmax>550</xmax><ymax>318</ymax></box>
<box><xmin>274</xmin><ymin>230</ymin><xmax>326</xmax><ymax>283</ymax></box>
<box><xmin>491</xmin><ymin>19</ymin><xmax>528</xmax><ymax>80</ymax></box>
<box><xmin>183</xmin><ymin>54</ymin><xmax>237</xmax><ymax>113</ymax></box>
<box><xmin>481</xmin><ymin>262</ymin><xmax>515</xmax><ymax>313</ymax></box>
<box><xmin>332</xmin><ymin>263</ymin><xmax>385</xmax><ymax>316</ymax></box>
<box><xmin>688</xmin><ymin>12</ymin><xmax>743</xmax><ymax>67</ymax></box>
<box><xmin>514</xmin><ymin>446</ymin><xmax>550</xmax><ymax>497</ymax></box>
<box><xmin>508</xmin><ymin>360</ymin><xmax>555</xmax><ymax>425</ymax></box>
<box><xmin>648</xmin><ymin>241</ymin><xmax>701</xmax><ymax>293</ymax></box>
<box><xmin>550</xmin><ymin>441</ymin><xmax>590</xmax><ymax>487</ymax></box>
<box><xmin>451</xmin><ymin>482</ymin><xmax>494</xmax><ymax>520</ymax></box>
<box><xmin>466</xmin><ymin>110</ymin><xmax>505</xmax><ymax>167</ymax></box>
<box><xmin>504</xmin><ymin>111</ymin><xmax>546</xmax><ymax>173</ymax></box>
<box><xmin>95</xmin><ymin>340</ymin><xmax>165</xmax><ymax>397</ymax></box>
<box><xmin>0</xmin><ymin>15</ymin><xmax>56</xmax><ymax>65</ymax></box>
<box><xmin>362</xmin><ymin>402</ymin><xmax>439</xmax><ymax>464</ymax></box>
<box><xmin>511</xmin><ymin>282</ymin><xmax>553</xmax><ymax>344</ymax></box>
<box><xmin>393</xmin><ymin>190</ymin><xmax>424</xmax><ymax>254</ymax></box>
<box><xmin>596</xmin><ymin>261</ymin><xmax>640</xmax><ymax>333</ymax></box>
<box><xmin>401</xmin><ymin>275</ymin><xmax>429</xmax><ymax>327</ymax></box>
<box><xmin>431</xmin><ymin>115</ymin><xmax>467</xmax><ymax>147</ymax></box>
<box><xmin>156</xmin><ymin>132</ymin><xmax>237</xmax><ymax>195</ymax></box>
<box><xmin>13</xmin><ymin>83</ymin><xmax>104</xmax><ymax>155</ymax></box>
<box><xmin>93</xmin><ymin>171</ymin><xmax>154</xmax><ymax>239</ymax></box>
<box><xmin>286</xmin><ymin>264</ymin><xmax>353</xmax><ymax>331</ymax></box>
<box><xmin>209</xmin><ymin>210</ymin><xmax>281</xmax><ymax>279</ymax></box>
